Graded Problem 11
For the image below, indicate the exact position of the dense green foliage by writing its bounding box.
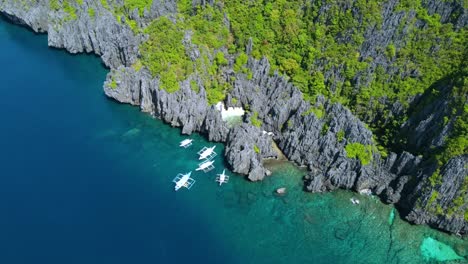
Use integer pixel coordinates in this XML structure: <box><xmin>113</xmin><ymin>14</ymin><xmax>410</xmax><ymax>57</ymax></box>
<box><xmin>250</xmin><ymin>111</ymin><xmax>262</xmax><ymax>128</ymax></box>
<box><xmin>63</xmin><ymin>1</ymin><xmax>77</xmax><ymax>20</ymax></box>
<box><xmin>337</xmin><ymin>130</ymin><xmax>345</xmax><ymax>142</ymax></box>
<box><xmin>223</xmin><ymin>0</ymin><xmax>379</xmax><ymax>98</ymax></box>
<box><xmin>88</xmin><ymin>7</ymin><xmax>95</xmax><ymax>18</ymax></box>
<box><xmin>345</xmin><ymin>143</ymin><xmax>373</xmax><ymax>165</ymax></box>
<box><xmin>253</xmin><ymin>145</ymin><xmax>261</xmax><ymax>154</ymax></box>
<box><xmin>123</xmin><ymin>0</ymin><xmax>152</xmax><ymax>15</ymax></box>
<box><xmin>50</xmin><ymin>0</ymin><xmax>77</xmax><ymax>20</ymax></box>
<box><xmin>138</xmin><ymin>2</ymin><xmax>233</xmax><ymax>101</ymax></box>
<box><xmin>100</xmin><ymin>0</ymin><xmax>110</xmax><ymax>9</ymax></box>
<box><xmin>434</xmin><ymin>66</ymin><xmax>468</xmax><ymax>166</ymax></box>
<box><xmin>50</xmin><ymin>0</ymin><xmax>59</xmax><ymax>10</ymax></box>
<box><xmin>220</xmin><ymin>0</ymin><xmax>466</xmax><ymax>164</ymax></box>
<box><xmin>302</xmin><ymin>105</ymin><xmax>324</xmax><ymax>119</ymax></box>
<box><xmin>99</xmin><ymin>0</ymin><xmax>466</xmax><ymax>166</ymax></box>
<box><xmin>140</xmin><ymin>17</ymin><xmax>190</xmax><ymax>93</ymax></box>
<box><xmin>109</xmin><ymin>78</ymin><xmax>117</xmax><ymax>89</ymax></box>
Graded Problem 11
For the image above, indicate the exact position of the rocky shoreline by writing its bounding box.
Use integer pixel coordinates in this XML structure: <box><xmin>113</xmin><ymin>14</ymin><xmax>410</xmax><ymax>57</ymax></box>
<box><xmin>1</xmin><ymin>0</ymin><xmax>466</xmax><ymax>236</ymax></box>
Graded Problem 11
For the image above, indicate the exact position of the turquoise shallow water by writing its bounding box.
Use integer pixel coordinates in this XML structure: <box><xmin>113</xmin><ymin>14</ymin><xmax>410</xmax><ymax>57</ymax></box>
<box><xmin>0</xmin><ymin>18</ymin><xmax>466</xmax><ymax>264</ymax></box>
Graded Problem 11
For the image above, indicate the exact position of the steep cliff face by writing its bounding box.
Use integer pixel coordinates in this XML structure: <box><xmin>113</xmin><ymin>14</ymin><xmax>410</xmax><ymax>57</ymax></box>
<box><xmin>406</xmin><ymin>155</ymin><xmax>468</xmax><ymax>235</ymax></box>
<box><xmin>0</xmin><ymin>0</ymin><xmax>48</xmax><ymax>32</ymax></box>
<box><xmin>401</xmin><ymin>81</ymin><xmax>458</xmax><ymax>152</ymax></box>
<box><xmin>47</xmin><ymin>7</ymin><xmax>139</xmax><ymax>68</ymax></box>
<box><xmin>1</xmin><ymin>0</ymin><xmax>466</xmax><ymax>236</ymax></box>
<box><xmin>103</xmin><ymin>66</ymin><xmax>231</xmax><ymax>142</ymax></box>
<box><xmin>0</xmin><ymin>0</ymin><xmax>141</xmax><ymax>67</ymax></box>
<box><xmin>229</xmin><ymin>58</ymin><xmax>377</xmax><ymax>191</ymax></box>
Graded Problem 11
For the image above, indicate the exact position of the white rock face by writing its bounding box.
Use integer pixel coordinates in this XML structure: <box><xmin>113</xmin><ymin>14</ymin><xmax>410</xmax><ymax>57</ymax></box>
<box><xmin>215</xmin><ymin>102</ymin><xmax>245</xmax><ymax>121</ymax></box>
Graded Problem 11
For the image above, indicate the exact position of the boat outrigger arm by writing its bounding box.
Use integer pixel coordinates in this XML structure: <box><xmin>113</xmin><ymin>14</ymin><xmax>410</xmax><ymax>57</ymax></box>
<box><xmin>197</xmin><ymin>146</ymin><xmax>217</xmax><ymax>160</ymax></box>
<box><xmin>215</xmin><ymin>169</ymin><xmax>229</xmax><ymax>186</ymax></box>
<box><xmin>173</xmin><ymin>172</ymin><xmax>195</xmax><ymax>191</ymax></box>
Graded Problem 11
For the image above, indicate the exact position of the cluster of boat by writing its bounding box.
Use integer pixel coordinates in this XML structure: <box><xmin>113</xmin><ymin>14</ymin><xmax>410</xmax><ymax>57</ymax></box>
<box><xmin>173</xmin><ymin>139</ymin><xmax>230</xmax><ymax>191</ymax></box>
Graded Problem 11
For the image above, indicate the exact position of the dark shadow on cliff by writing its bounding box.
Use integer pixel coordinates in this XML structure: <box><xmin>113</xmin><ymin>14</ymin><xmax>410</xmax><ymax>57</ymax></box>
<box><xmin>373</xmin><ymin>73</ymin><xmax>459</xmax><ymax>165</ymax></box>
<box><xmin>47</xmin><ymin>45</ymin><xmax>110</xmax><ymax>70</ymax></box>
<box><xmin>0</xmin><ymin>12</ymin><xmax>42</xmax><ymax>34</ymax></box>
<box><xmin>1</xmin><ymin>14</ymin><xmax>109</xmax><ymax>70</ymax></box>
<box><xmin>397</xmin><ymin>76</ymin><xmax>454</xmax><ymax>150</ymax></box>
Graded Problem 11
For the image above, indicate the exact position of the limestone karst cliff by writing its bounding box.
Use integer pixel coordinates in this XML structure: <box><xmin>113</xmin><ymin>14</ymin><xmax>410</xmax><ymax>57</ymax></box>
<box><xmin>1</xmin><ymin>0</ymin><xmax>466</xmax><ymax>236</ymax></box>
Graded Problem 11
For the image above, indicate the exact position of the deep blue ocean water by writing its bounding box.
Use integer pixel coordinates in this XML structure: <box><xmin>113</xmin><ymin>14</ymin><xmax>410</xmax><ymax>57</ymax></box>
<box><xmin>0</xmin><ymin>19</ymin><xmax>466</xmax><ymax>264</ymax></box>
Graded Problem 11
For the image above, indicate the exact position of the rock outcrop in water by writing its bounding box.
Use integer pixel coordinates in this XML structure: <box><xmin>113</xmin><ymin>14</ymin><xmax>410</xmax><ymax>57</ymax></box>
<box><xmin>0</xmin><ymin>0</ymin><xmax>466</xmax><ymax>236</ymax></box>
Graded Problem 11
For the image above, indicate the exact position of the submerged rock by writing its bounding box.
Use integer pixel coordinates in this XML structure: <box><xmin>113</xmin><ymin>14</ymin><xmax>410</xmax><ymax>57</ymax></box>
<box><xmin>122</xmin><ymin>128</ymin><xmax>140</xmax><ymax>138</ymax></box>
<box><xmin>420</xmin><ymin>237</ymin><xmax>464</xmax><ymax>262</ymax></box>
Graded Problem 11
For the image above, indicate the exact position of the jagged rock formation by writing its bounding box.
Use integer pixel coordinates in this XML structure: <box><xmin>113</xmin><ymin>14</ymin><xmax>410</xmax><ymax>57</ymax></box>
<box><xmin>230</xmin><ymin>58</ymin><xmax>376</xmax><ymax>189</ymax></box>
<box><xmin>104</xmin><ymin>66</ymin><xmax>230</xmax><ymax>142</ymax></box>
<box><xmin>311</xmin><ymin>0</ymin><xmax>467</xmax><ymax>125</ymax></box>
<box><xmin>406</xmin><ymin>155</ymin><xmax>468</xmax><ymax>235</ymax></box>
<box><xmin>0</xmin><ymin>0</ymin><xmax>48</xmax><ymax>32</ymax></box>
<box><xmin>225</xmin><ymin>124</ymin><xmax>278</xmax><ymax>181</ymax></box>
<box><xmin>48</xmin><ymin>1</ymin><xmax>142</xmax><ymax>68</ymax></box>
<box><xmin>0</xmin><ymin>0</ymin><xmax>466</xmax><ymax>236</ymax></box>
<box><xmin>423</xmin><ymin>0</ymin><xmax>468</xmax><ymax>28</ymax></box>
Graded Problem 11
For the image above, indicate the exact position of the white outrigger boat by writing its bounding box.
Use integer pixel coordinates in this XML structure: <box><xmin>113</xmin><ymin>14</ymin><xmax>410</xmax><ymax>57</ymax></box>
<box><xmin>215</xmin><ymin>169</ymin><xmax>229</xmax><ymax>186</ymax></box>
<box><xmin>179</xmin><ymin>139</ymin><xmax>193</xmax><ymax>148</ymax></box>
<box><xmin>196</xmin><ymin>160</ymin><xmax>215</xmax><ymax>172</ymax></box>
<box><xmin>197</xmin><ymin>146</ymin><xmax>217</xmax><ymax>160</ymax></box>
<box><xmin>173</xmin><ymin>171</ymin><xmax>195</xmax><ymax>191</ymax></box>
